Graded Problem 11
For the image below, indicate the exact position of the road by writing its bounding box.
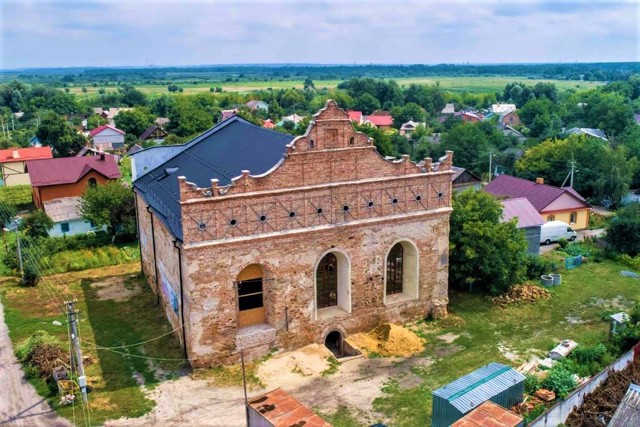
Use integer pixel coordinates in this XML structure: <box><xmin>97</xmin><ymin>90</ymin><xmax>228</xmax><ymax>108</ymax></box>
<box><xmin>539</xmin><ymin>228</ymin><xmax>605</xmax><ymax>254</ymax></box>
<box><xmin>0</xmin><ymin>299</ymin><xmax>71</xmax><ymax>427</ymax></box>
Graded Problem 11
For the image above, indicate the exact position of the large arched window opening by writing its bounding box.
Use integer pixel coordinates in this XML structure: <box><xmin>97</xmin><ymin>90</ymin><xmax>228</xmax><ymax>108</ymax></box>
<box><xmin>315</xmin><ymin>250</ymin><xmax>351</xmax><ymax>319</ymax></box>
<box><xmin>317</xmin><ymin>253</ymin><xmax>338</xmax><ymax>308</ymax></box>
<box><xmin>386</xmin><ymin>243</ymin><xmax>404</xmax><ymax>295</ymax></box>
<box><xmin>236</xmin><ymin>264</ymin><xmax>265</xmax><ymax>328</ymax></box>
<box><xmin>384</xmin><ymin>240</ymin><xmax>419</xmax><ymax>303</ymax></box>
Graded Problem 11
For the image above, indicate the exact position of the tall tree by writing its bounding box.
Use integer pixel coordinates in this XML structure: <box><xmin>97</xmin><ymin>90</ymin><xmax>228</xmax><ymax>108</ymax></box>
<box><xmin>114</xmin><ymin>107</ymin><xmax>155</xmax><ymax>137</ymax></box>
<box><xmin>35</xmin><ymin>111</ymin><xmax>86</xmax><ymax>157</ymax></box>
<box><xmin>79</xmin><ymin>181</ymin><xmax>136</xmax><ymax>238</ymax></box>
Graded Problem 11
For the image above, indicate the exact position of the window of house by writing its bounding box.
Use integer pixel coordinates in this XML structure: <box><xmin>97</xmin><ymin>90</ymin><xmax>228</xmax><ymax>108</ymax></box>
<box><xmin>61</xmin><ymin>223</ymin><xmax>70</xmax><ymax>233</ymax></box>
<box><xmin>386</xmin><ymin>243</ymin><xmax>404</xmax><ymax>295</ymax></box>
<box><xmin>569</xmin><ymin>212</ymin><xmax>577</xmax><ymax>224</ymax></box>
<box><xmin>316</xmin><ymin>253</ymin><xmax>338</xmax><ymax>309</ymax></box>
<box><xmin>547</xmin><ymin>215</ymin><xmax>555</xmax><ymax>222</ymax></box>
<box><xmin>88</xmin><ymin>178</ymin><xmax>97</xmax><ymax>187</ymax></box>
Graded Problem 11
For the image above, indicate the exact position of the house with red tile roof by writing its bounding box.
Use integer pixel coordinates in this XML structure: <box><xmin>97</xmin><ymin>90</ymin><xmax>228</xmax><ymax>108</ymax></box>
<box><xmin>0</xmin><ymin>146</ymin><xmax>53</xmax><ymax>186</ymax></box>
<box><xmin>26</xmin><ymin>154</ymin><xmax>121</xmax><ymax>209</ymax></box>
<box><xmin>89</xmin><ymin>124</ymin><xmax>126</xmax><ymax>152</ymax></box>
<box><xmin>363</xmin><ymin>112</ymin><xmax>393</xmax><ymax>129</ymax></box>
<box><xmin>347</xmin><ymin>110</ymin><xmax>363</xmax><ymax>125</ymax></box>
<box><xmin>484</xmin><ymin>174</ymin><xmax>590</xmax><ymax>230</ymax></box>
<box><xmin>262</xmin><ymin>119</ymin><xmax>275</xmax><ymax>129</ymax></box>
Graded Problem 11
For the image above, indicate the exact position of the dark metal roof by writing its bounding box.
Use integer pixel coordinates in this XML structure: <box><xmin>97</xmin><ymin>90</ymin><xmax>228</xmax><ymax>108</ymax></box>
<box><xmin>609</xmin><ymin>383</ymin><xmax>640</xmax><ymax>427</ymax></box>
<box><xmin>133</xmin><ymin>116</ymin><xmax>294</xmax><ymax>240</ymax></box>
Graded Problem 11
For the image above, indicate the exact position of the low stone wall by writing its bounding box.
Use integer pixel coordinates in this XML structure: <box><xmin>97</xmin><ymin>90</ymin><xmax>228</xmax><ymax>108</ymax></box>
<box><xmin>529</xmin><ymin>349</ymin><xmax>635</xmax><ymax>427</ymax></box>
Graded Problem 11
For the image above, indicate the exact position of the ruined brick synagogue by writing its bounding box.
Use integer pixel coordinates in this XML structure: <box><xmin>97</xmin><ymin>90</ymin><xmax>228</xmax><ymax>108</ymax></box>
<box><xmin>133</xmin><ymin>100</ymin><xmax>453</xmax><ymax>366</ymax></box>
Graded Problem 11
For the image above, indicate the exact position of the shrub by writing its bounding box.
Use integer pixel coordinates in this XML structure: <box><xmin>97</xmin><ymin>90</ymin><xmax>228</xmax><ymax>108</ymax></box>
<box><xmin>22</xmin><ymin>261</ymin><xmax>40</xmax><ymax>286</ymax></box>
<box><xmin>524</xmin><ymin>254</ymin><xmax>557</xmax><ymax>279</ymax></box>
<box><xmin>558</xmin><ymin>238</ymin><xmax>569</xmax><ymax>249</ymax></box>
<box><xmin>541</xmin><ymin>365</ymin><xmax>577</xmax><ymax>398</ymax></box>
<box><xmin>618</xmin><ymin>254</ymin><xmax>640</xmax><ymax>271</ymax></box>
<box><xmin>524</xmin><ymin>373</ymin><xmax>541</xmax><ymax>395</ymax></box>
<box><xmin>17</xmin><ymin>331</ymin><xmax>68</xmax><ymax>379</ymax></box>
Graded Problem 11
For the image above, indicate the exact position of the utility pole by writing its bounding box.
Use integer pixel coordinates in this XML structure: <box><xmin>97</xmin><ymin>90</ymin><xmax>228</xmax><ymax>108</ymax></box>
<box><xmin>569</xmin><ymin>161</ymin><xmax>575</xmax><ymax>188</ymax></box>
<box><xmin>241</xmin><ymin>350</ymin><xmax>250</xmax><ymax>426</ymax></box>
<box><xmin>66</xmin><ymin>300</ymin><xmax>88</xmax><ymax>405</ymax></box>
<box><xmin>488</xmin><ymin>151</ymin><xmax>493</xmax><ymax>183</ymax></box>
<box><xmin>15</xmin><ymin>227</ymin><xmax>23</xmax><ymax>281</ymax></box>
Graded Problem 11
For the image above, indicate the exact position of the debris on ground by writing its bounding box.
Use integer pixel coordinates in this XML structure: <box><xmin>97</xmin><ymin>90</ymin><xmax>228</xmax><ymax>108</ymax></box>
<box><xmin>512</xmin><ymin>396</ymin><xmax>545</xmax><ymax>416</ymax></box>
<box><xmin>535</xmin><ymin>388</ymin><xmax>556</xmax><ymax>402</ymax></box>
<box><xmin>565</xmin><ymin>361</ymin><xmax>640</xmax><ymax>426</ymax></box>
<box><xmin>492</xmin><ymin>284</ymin><xmax>551</xmax><ymax>306</ymax></box>
<box><xmin>620</xmin><ymin>270</ymin><xmax>640</xmax><ymax>278</ymax></box>
<box><xmin>346</xmin><ymin>323</ymin><xmax>425</xmax><ymax>357</ymax></box>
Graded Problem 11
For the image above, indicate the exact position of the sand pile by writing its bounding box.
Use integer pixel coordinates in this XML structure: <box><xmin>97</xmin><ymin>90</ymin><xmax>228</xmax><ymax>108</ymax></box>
<box><xmin>257</xmin><ymin>344</ymin><xmax>332</xmax><ymax>387</ymax></box>
<box><xmin>347</xmin><ymin>324</ymin><xmax>425</xmax><ymax>357</ymax></box>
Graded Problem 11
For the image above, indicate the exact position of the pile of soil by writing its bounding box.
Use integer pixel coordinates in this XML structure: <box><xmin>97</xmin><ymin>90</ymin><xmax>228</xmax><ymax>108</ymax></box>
<box><xmin>492</xmin><ymin>284</ymin><xmax>551</xmax><ymax>306</ymax></box>
<box><xmin>257</xmin><ymin>344</ymin><xmax>332</xmax><ymax>386</ymax></box>
<box><xmin>346</xmin><ymin>324</ymin><xmax>425</xmax><ymax>357</ymax></box>
<box><xmin>565</xmin><ymin>361</ymin><xmax>640</xmax><ymax>426</ymax></box>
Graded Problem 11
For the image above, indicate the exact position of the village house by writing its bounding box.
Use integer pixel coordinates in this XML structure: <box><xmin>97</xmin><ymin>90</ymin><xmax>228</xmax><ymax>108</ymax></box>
<box><xmin>281</xmin><ymin>113</ymin><xmax>306</xmax><ymax>125</ymax></box>
<box><xmin>0</xmin><ymin>146</ymin><xmax>52</xmax><ymax>186</ymax></box>
<box><xmin>450</xmin><ymin>167</ymin><xmax>482</xmax><ymax>192</ymax></box>
<box><xmin>501</xmin><ymin>197</ymin><xmax>544</xmax><ymax>255</ymax></box>
<box><xmin>499</xmin><ymin>111</ymin><xmax>521</xmax><ymax>127</ymax></box>
<box><xmin>246</xmin><ymin>99</ymin><xmax>269</xmax><ymax>112</ymax></box>
<box><xmin>491</xmin><ymin>103</ymin><xmax>517</xmax><ymax>114</ymax></box>
<box><xmin>456</xmin><ymin>111</ymin><xmax>482</xmax><ymax>123</ymax></box>
<box><xmin>26</xmin><ymin>154</ymin><xmax>121</xmax><ymax>209</ymax></box>
<box><xmin>565</xmin><ymin>127</ymin><xmax>608</xmax><ymax>141</ymax></box>
<box><xmin>484</xmin><ymin>174</ymin><xmax>590</xmax><ymax>230</ymax></box>
<box><xmin>399</xmin><ymin>120</ymin><xmax>425</xmax><ymax>138</ymax></box>
<box><xmin>89</xmin><ymin>124</ymin><xmax>126</xmax><ymax>152</ymax></box>
<box><xmin>139</xmin><ymin>125</ymin><xmax>168</xmax><ymax>144</ymax></box>
<box><xmin>221</xmin><ymin>109</ymin><xmax>238</xmax><ymax>122</ymax></box>
<box><xmin>43</xmin><ymin>196</ymin><xmax>105</xmax><ymax>237</ymax></box>
<box><xmin>363</xmin><ymin>111</ymin><xmax>393</xmax><ymax>129</ymax></box>
<box><xmin>347</xmin><ymin>110</ymin><xmax>363</xmax><ymax>125</ymax></box>
<box><xmin>262</xmin><ymin>119</ymin><xmax>275</xmax><ymax>129</ymax></box>
<box><xmin>133</xmin><ymin>100</ymin><xmax>452</xmax><ymax>366</ymax></box>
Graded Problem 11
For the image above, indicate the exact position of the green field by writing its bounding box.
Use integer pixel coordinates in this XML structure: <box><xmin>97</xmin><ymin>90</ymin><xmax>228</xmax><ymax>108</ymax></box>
<box><xmin>66</xmin><ymin>76</ymin><xmax>602</xmax><ymax>96</ymax></box>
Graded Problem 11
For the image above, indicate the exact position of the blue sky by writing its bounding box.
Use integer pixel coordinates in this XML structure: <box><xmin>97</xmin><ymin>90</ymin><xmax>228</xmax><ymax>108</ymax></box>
<box><xmin>0</xmin><ymin>0</ymin><xmax>638</xmax><ymax>69</ymax></box>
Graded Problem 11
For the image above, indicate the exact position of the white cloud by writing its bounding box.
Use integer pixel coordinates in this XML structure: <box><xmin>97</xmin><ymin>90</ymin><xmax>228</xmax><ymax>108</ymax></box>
<box><xmin>0</xmin><ymin>0</ymin><xmax>637</xmax><ymax>68</ymax></box>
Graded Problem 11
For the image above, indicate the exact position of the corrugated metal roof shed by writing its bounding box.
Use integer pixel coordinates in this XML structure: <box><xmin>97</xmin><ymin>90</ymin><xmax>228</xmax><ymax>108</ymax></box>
<box><xmin>608</xmin><ymin>383</ymin><xmax>640</xmax><ymax>427</ymax></box>
<box><xmin>432</xmin><ymin>362</ymin><xmax>525</xmax><ymax>427</ymax></box>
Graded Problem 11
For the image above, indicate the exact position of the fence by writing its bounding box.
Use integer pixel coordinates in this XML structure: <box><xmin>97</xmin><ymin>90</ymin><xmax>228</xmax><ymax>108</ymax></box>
<box><xmin>528</xmin><ymin>349</ymin><xmax>635</xmax><ymax>427</ymax></box>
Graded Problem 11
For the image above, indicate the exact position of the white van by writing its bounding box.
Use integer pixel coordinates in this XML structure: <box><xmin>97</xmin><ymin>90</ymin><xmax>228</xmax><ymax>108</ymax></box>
<box><xmin>540</xmin><ymin>221</ymin><xmax>578</xmax><ymax>245</ymax></box>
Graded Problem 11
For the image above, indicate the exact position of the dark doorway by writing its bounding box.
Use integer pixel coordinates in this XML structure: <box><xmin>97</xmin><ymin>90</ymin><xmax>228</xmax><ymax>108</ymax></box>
<box><xmin>324</xmin><ymin>330</ymin><xmax>343</xmax><ymax>357</ymax></box>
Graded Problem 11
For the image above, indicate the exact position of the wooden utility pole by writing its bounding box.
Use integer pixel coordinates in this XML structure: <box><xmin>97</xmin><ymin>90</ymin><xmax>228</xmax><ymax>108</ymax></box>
<box><xmin>66</xmin><ymin>300</ymin><xmax>88</xmax><ymax>405</ymax></box>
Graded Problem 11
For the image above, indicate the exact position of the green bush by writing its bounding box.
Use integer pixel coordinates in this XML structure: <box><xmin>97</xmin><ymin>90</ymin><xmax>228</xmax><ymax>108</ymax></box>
<box><xmin>524</xmin><ymin>404</ymin><xmax>547</xmax><ymax>423</ymax></box>
<box><xmin>17</xmin><ymin>330</ymin><xmax>67</xmax><ymax>379</ymax></box>
<box><xmin>558</xmin><ymin>238</ymin><xmax>569</xmax><ymax>249</ymax></box>
<box><xmin>21</xmin><ymin>261</ymin><xmax>40</xmax><ymax>286</ymax></box>
<box><xmin>524</xmin><ymin>373</ymin><xmax>541</xmax><ymax>395</ymax></box>
<box><xmin>618</xmin><ymin>254</ymin><xmax>640</xmax><ymax>271</ymax></box>
<box><xmin>0</xmin><ymin>185</ymin><xmax>33</xmax><ymax>207</ymax></box>
<box><xmin>541</xmin><ymin>365</ymin><xmax>577</xmax><ymax>398</ymax></box>
<box><xmin>525</xmin><ymin>254</ymin><xmax>557</xmax><ymax>279</ymax></box>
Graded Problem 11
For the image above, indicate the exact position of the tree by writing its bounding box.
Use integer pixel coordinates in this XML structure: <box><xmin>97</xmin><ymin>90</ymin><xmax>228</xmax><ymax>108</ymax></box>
<box><xmin>353</xmin><ymin>93</ymin><xmax>381</xmax><ymax>115</ymax></box>
<box><xmin>391</xmin><ymin>103</ymin><xmax>426</xmax><ymax>128</ymax></box>
<box><xmin>118</xmin><ymin>85</ymin><xmax>147</xmax><ymax>106</ymax></box>
<box><xmin>166</xmin><ymin>97</ymin><xmax>214</xmax><ymax>137</ymax></box>
<box><xmin>35</xmin><ymin>111</ymin><xmax>86</xmax><ymax>157</ymax></box>
<box><xmin>114</xmin><ymin>108</ymin><xmax>155</xmax><ymax>137</ymax></box>
<box><xmin>21</xmin><ymin>210</ymin><xmax>53</xmax><ymax>238</ymax></box>
<box><xmin>449</xmin><ymin>190</ymin><xmax>528</xmax><ymax>294</ymax></box>
<box><xmin>0</xmin><ymin>201</ymin><xmax>17</xmax><ymax>227</ymax></box>
<box><xmin>606</xmin><ymin>203</ymin><xmax>640</xmax><ymax>256</ymax></box>
<box><xmin>303</xmin><ymin>78</ymin><xmax>315</xmax><ymax>90</ymax></box>
<box><xmin>86</xmin><ymin>115</ymin><xmax>107</xmax><ymax>130</ymax></box>
<box><xmin>441</xmin><ymin>122</ymin><xmax>493</xmax><ymax>177</ymax></box>
<box><xmin>80</xmin><ymin>181</ymin><xmax>136</xmax><ymax>238</ymax></box>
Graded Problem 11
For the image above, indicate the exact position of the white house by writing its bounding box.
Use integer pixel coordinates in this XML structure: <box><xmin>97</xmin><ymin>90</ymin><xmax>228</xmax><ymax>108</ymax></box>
<box><xmin>491</xmin><ymin>103</ymin><xmax>517</xmax><ymax>114</ymax></box>
<box><xmin>246</xmin><ymin>100</ymin><xmax>269</xmax><ymax>112</ymax></box>
<box><xmin>399</xmin><ymin>120</ymin><xmax>425</xmax><ymax>138</ymax></box>
<box><xmin>89</xmin><ymin>125</ymin><xmax>126</xmax><ymax>151</ymax></box>
<box><xmin>44</xmin><ymin>197</ymin><xmax>105</xmax><ymax>237</ymax></box>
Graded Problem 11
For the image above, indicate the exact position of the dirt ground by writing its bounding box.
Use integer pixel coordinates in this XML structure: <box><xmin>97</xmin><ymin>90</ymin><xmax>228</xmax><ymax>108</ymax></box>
<box><xmin>91</xmin><ymin>276</ymin><xmax>141</xmax><ymax>301</ymax></box>
<box><xmin>106</xmin><ymin>341</ymin><xmax>433</xmax><ymax>426</ymax></box>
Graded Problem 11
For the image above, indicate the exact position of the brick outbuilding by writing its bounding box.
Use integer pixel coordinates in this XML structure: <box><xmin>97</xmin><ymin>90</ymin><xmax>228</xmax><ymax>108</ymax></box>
<box><xmin>133</xmin><ymin>100</ymin><xmax>453</xmax><ymax>366</ymax></box>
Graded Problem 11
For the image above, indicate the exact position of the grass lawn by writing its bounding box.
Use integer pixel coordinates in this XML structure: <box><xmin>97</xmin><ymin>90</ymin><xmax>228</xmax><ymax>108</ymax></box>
<box><xmin>0</xmin><ymin>262</ymin><xmax>186</xmax><ymax>426</ymax></box>
<box><xmin>370</xmin><ymin>258</ymin><xmax>639</xmax><ymax>427</ymax></box>
<box><xmin>66</xmin><ymin>76</ymin><xmax>602</xmax><ymax>96</ymax></box>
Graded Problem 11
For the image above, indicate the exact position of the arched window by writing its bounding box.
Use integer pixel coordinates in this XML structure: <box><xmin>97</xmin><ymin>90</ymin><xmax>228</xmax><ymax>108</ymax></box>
<box><xmin>349</xmin><ymin>137</ymin><xmax>355</xmax><ymax>145</ymax></box>
<box><xmin>88</xmin><ymin>178</ymin><xmax>97</xmax><ymax>187</ymax></box>
<box><xmin>384</xmin><ymin>240</ymin><xmax>419</xmax><ymax>303</ymax></box>
<box><xmin>309</xmin><ymin>139</ymin><xmax>315</xmax><ymax>150</ymax></box>
<box><xmin>237</xmin><ymin>265</ymin><xmax>265</xmax><ymax>327</ymax></box>
<box><xmin>547</xmin><ymin>215</ymin><xmax>555</xmax><ymax>222</ymax></box>
<box><xmin>316</xmin><ymin>253</ymin><xmax>338</xmax><ymax>308</ymax></box>
<box><xmin>386</xmin><ymin>243</ymin><xmax>403</xmax><ymax>295</ymax></box>
<box><xmin>569</xmin><ymin>212</ymin><xmax>577</xmax><ymax>224</ymax></box>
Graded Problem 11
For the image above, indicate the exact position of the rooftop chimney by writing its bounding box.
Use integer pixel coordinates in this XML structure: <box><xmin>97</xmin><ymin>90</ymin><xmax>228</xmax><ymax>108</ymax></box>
<box><xmin>99</xmin><ymin>153</ymin><xmax>105</xmax><ymax>161</ymax></box>
<box><xmin>12</xmin><ymin>150</ymin><xmax>19</xmax><ymax>159</ymax></box>
<box><xmin>536</xmin><ymin>177</ymin><xmax>544</xmax><ymax>185</ymax></box>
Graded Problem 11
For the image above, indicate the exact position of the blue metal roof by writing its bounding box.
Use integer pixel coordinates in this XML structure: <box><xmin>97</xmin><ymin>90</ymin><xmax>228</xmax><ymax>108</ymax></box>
<box><xmin>133</xmin><ymin>116</ymin><xmax>294</xmax><ymax>240</ymax></box>
<box><xmin>433</xmin><ymin>362</ymin><xmax>525</xmax><ymax>413</ymax></box>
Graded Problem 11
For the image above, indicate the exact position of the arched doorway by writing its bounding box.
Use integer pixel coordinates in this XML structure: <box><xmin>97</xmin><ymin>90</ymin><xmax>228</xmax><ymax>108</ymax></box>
<box><xmin>237</xmin><ymin>264</ymin><xmax>265</xmax><ymax>328</ymax></box>
<box><xmin>324</xmin><ymin>330</ymin><xmax>343</xmax><ymax>357</ymax></box>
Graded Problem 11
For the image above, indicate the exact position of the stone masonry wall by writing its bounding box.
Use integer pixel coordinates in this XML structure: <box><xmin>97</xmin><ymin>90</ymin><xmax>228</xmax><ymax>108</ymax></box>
<box><xmin>184</xmin><ymin>210</ymin><xmax>450</xmax><ymax>366</ymax></box>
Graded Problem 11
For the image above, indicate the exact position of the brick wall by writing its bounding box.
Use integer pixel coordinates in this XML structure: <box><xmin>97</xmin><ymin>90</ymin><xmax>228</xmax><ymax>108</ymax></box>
<box><xmin>33</xmin><ymin>171</ymin><xmax>113</xmax><ymax>209</ymax></box>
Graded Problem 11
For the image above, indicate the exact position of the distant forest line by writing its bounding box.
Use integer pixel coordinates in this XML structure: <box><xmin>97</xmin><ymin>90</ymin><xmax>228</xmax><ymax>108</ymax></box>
<box><xmin>3</xmin><ymin>62</ymin><xmax>639</xmax><ymax>86</ymax></box>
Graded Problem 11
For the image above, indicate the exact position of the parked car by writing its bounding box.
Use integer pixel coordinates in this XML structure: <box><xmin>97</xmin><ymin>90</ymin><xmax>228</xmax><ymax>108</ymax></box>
<box><xmin>540</xmin><ymin>220</ymin><xmax>577</xmax><ymax>245</ymax></box>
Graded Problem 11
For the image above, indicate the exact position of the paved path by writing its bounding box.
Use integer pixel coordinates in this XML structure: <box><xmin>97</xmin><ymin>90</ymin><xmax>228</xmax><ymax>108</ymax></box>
<box><xmin>0</xmin><ymin>299</ymin><xmax>71</xmax><ymax>427</ymax></box>
<box><xmin>539</xmin><ymin>228</ymin><xmax>605</xmax><ymax>254</ymax></box>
